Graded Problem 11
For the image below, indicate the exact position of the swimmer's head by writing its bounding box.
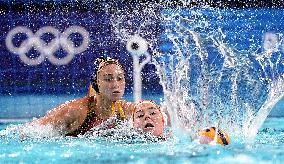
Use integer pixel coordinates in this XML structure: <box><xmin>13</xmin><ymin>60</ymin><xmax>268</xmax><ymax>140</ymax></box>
<box><xmin>198</xmin><ymin>127</ymin><xmax>230</xmax><ymax>145</ymax></box>
<box><xmin>132</xmin><ymin>100</ymin><xmax>165</xmax><ymax>137</ymax></box>
<box><xmin>90</xmin><ymin>57</ymin><xmax>125</xmax><ymax>101</ymax></box>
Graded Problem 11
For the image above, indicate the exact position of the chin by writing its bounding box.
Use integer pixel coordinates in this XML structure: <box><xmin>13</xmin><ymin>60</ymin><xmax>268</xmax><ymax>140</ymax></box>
<box><xmin>110</xmin><ymin>96</ymin><xmax>122</xmax><ymax>102</ymax></box>
<box><xmin>153</xmin><ymin>133</ymin><xmax>163</xmax><ymax>137</ymax></box>
<box><xmin>152</xmin><ymin>131</ymin><xmax>163</xmax><ymax>137</ymax></box>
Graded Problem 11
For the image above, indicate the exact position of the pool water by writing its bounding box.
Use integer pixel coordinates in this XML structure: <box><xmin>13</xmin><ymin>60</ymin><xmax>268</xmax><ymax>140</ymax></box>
<box><xmin>0</xmin><ymin>117</ymin><xmax>283</xmax><ymax>163</ymax></box>
<box><xmin>1</xmin><ymin>3</ymin><xmax>284</xmax><ymax>163</ymax></box>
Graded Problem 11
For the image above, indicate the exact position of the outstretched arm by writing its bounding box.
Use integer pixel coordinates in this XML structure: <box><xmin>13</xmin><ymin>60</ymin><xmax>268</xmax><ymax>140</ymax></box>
<box><xmin>29</xmin><ymin>97</ymin><xmax>89</xmax><ymax>135</ymax></box>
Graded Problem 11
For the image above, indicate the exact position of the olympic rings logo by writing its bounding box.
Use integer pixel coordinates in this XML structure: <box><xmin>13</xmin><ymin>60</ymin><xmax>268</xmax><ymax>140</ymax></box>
<box><xmin>6</xmin><ymin>26</ymin><xmax>90</xmax><ymax>65</ymax></box>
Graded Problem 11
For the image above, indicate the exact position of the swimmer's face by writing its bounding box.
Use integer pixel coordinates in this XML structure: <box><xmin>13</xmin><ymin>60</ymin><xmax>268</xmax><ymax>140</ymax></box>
<box><xmin>97</xmin><ymin>64</ymin><xmax>125</xmax><ymax>101</ymax></box>
<box><xmin>133</xmin><ymin>101</ymin><xmax>164</xmax><ymax>137</ymax></box>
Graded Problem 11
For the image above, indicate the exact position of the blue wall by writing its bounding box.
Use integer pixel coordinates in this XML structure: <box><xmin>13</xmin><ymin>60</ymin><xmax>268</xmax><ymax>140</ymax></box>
<box><xmin>0</xmin><ymin>1</ymin><xmax>162</xmax><ymax>96</ymax></box>
<box><xmin>0</xmin><ymin>6</ymin><xmax>118</xmax><ymax>95</ymax></box>
<box><xmin>0</xmin><ymin>1</ymin><xmax>284</xmax><ymax>118</ymax></box>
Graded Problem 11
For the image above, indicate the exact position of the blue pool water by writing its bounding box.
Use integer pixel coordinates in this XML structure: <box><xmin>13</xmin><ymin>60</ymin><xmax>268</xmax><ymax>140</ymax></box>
<box><xmin>1</xmin><ymin>93</ymin><xmax>283</xmax><ymax>119</ymax></box>
<box><xmin>1</xmin><ymin>1</ymin><xmax>284</xmax><ymax>163</ymax></box>
<box><xmin>0</xmin><ymin>93</ymin><xmax>284</xmax><ymax>163</ymax></box>
<box><xmin>0</xmin><ymin>117</ymin><xmax>284</xmax><ymax>163</ymax></box>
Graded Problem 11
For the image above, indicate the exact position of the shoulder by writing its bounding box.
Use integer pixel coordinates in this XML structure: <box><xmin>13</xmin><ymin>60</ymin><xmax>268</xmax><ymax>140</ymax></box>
<box><xmin>66</xmin><ymin>96</ymin><xmax>90</xmax><ymax>106</ymax></box>
<box><xmin>46</xmin><ymin>96</ymin><xmax>90</xmax><ymax>118</ymax></box>
<box><xmin>66</xmin><ymin>96</ymin><xmax>91</xmax><ymax>115</ymax></box>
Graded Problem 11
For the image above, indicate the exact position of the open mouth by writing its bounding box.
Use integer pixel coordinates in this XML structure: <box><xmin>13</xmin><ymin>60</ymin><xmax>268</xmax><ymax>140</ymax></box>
<box><xmin>144</xmin><ymin>123</ymin><xmax>154</xmax><ymax>128</ymax></box>
<box><xmin>112</xmin><ymin>91</ymin><xmax>120</xmax><ymax>94</ymax></box>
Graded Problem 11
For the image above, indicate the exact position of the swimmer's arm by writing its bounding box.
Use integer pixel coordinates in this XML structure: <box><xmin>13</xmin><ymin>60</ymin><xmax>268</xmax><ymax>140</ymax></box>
<box><xmin>30</xmin><ymin>97</ymin><xmax>88</xmax><ymax>134</ymax></box>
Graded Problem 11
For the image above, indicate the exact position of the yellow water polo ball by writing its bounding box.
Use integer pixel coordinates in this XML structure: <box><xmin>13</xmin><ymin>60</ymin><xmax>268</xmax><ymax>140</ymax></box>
<box><xmin>198</xmin><ymin>127</ymin><xmax>230</xmax><ymax>145</ymax></box>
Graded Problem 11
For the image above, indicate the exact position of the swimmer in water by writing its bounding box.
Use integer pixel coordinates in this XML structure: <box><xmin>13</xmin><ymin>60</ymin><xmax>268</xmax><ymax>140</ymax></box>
<box><xmin>132</xmin><ymin>100</ymin><xmax>230</xmax><ymax>145</ymax></box>
<box><xmin>132</xmin><ymin>100</ymin><xmax>166</xmax><ymax>138</ymax></box>
<box><xmin>27</xmin><ymin>57</ymin><xmax>133</xmax><ymax>137</ymax></box>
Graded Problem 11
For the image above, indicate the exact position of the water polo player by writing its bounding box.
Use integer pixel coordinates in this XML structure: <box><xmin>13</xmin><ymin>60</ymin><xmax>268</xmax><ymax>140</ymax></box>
<box><xmin>132</xmin><ymin>100</ymin><xmax>166</xmax><ymax>137</ymax></box>
<box><xmin>27</xmin><ymin>57</ymin><xmax>133</xmax><ymax>137</ymax></box>
<box><xmin>132</xmin><ymin>100</ymin><xmax>230</xmax><ymax>145</ymax></box>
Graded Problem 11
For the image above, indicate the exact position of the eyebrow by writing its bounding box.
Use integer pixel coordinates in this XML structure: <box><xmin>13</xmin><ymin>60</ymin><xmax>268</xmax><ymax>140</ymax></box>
<box><xmin>135</xmin><ymin>107</ymin><xmax>157</xmax><ymax>114</ymax></box>
<box><xmin>135</xmin><ymin>110</ymin><xmax>144</xmax><ymax>114</ymax></box>
<box><xmin>103</xmin><ymin>74</ymin><xmax>113</xmax><ymax>77</ymax></box>
<box><xmin>103</xmin><ymin>73</ymin><xmax>124</xmax><ymax>77</ymax></box>
<box><xmin>147</xmin><ymin>107</ymin><xmax>156</xmax><ymax>110</ymax></box>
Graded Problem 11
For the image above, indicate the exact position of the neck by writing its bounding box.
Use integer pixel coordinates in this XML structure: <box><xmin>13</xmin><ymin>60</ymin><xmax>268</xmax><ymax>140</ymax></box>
<box><xmin>95</xmin><ymin>94</ymin><xmax>115</xmax><ymax>119</ymax></box>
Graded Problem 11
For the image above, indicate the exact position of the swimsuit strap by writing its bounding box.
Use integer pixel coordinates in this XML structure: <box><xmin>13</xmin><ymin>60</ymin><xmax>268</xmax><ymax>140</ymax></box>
<box><xmin>111</xmin><ymin>102</ymin><xmax>126</xmax><ymax>120</ymax></box>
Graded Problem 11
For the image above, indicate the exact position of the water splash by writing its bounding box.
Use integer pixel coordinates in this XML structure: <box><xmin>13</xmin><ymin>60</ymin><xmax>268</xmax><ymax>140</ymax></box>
<box><xmin>80</xmin><ymin>2</ymin><xmax>284</xmax><ymax>142</ymax></box>
<box><xmin>244</xmin><ymin>78</ymin><xmax>284</xmax><ymax>140</ymax></box>
<box><xmin>83</xmin><ymin>117</ymin><xmax>169</xmax><ymax>143</ymax></box>
<box><xmin>110</xmin><ymin>1</ymin><xmax>161</xmax><ymax>49</ymax></box>
<box><xmin>145</xmin><ymin>7</ymin><xmax>284</xmax><ymax>141</ymax></box>
<box><xmin>0</xmin><ymin>123</ymin><xmax>65</xmax><ymax>140</ymax></box>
